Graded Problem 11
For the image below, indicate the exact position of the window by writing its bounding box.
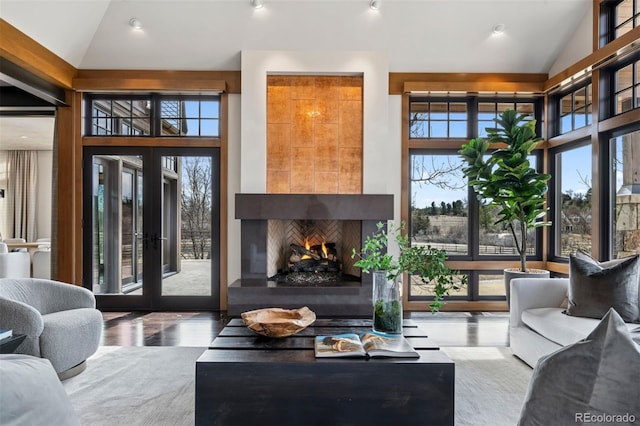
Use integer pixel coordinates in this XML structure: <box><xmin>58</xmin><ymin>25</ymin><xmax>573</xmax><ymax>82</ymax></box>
<box><xmin>477</xmin><ymin>101</ymin><xmax>536</xmax><ymax>138</ymax></box>
<box><xmin>160</xmin><ymin>98</ymin><xmax>220</xmax><ymax>137</ymax></box>
<box><xmin>409</xmin><ymin>100</ymin><xmax>468</xmax><ymax>138</ymax></box>
<box><xmin>90</xmin><ymin>98</ymin><xmax>151</xmax><ymax>136</ymax></box>
<box><xmin>614</xmin><ymin>59</ymin><xmax>640</xmax><ymax>114</ymax></box>
<box><xmin>478</xmin><ymin>155</ymin><xmax>540</xmax><ymax>257</ymax></box>
<box><xmin>407</xmin><ymin>96</ymin><xmax>544</xmax><ymax>302</ymax></box>
<box><xmin>552</xmin><ymin>143</ymin><xmax>593</xmax><ymax>258</ymax></box>
<box><xmin>410</xmin><ymin>153</ymin><xmax>468</xmax><ymax>256</ymax></box>
<box><xmin>611</xmin><ymin>129</ymin><xmax>640</xmax><ymax>258</ymax></box>
<box><xmin>601</xmin><ymin>0</ymin><xmax>640</xmax><ymax>46</ymax></box>
<box><xmin>85</xmin><ymin>94</ymin><xmax>221</xmax><ymax>137</ymax></box>
<box><xmin>558</xmin><ymin>84</ymin><xmax>592</xmax><ymax>134</ymax></box>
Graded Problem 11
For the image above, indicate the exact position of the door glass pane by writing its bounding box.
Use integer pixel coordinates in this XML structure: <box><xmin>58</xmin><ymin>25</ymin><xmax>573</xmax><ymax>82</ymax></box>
<box><xmin>613</xmin><ymin>130</ymin><xmax>640</xmax><ymax>258</ymax></box>
<box><xmin>91</xmin><ymin>155</ymin><xmax>143</xmax><ymax>295</ymax></box>
<box><xmin>161</xmin><ymin>155</ymin><xmax>212</xmax><ymax>296</ymax></box>
<box><xmin>121</xmin><ymin>169</ymin><xmax>134</xmax><ymax>285</ymax></box>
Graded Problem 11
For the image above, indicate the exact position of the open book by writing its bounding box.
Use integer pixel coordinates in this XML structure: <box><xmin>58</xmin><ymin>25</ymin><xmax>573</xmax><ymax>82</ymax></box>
<box><xmin>314</xmin><ymin>331</ymin><xmax>419</xmax><ymax>358</ymax></box>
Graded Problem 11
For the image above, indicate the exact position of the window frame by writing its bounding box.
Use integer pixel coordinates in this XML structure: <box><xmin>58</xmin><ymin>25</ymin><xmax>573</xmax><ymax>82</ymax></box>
<box><xmin>547</xmin><ymin>138</ymin><xmax>593</xmax><ymax>262</ymax></box>
<box><xmin>406</xmin><ymin>95</ymin><xmax>545</xmax><ymax>303</ymax></box>
<box><xmin>84</xmin><ymin>93</ymin><xmax>221</xmax><ymax>138</ymax></box>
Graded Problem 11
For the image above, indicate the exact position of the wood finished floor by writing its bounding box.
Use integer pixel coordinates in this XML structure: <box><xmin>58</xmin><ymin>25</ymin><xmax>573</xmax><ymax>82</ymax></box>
<box><xmin>100</xmin><ymin>311</ymin><xmax>510</xmax><ymax>347</ymax></box>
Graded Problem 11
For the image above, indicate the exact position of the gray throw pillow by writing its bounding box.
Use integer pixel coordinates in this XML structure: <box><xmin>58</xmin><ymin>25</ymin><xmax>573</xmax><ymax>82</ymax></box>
<box><xmin>518</xmin><ymin>308</ymin><xmax>640</xmax><ymax>426</ymax></box>
<box><xmin>566</xmin><ymin>251</ymin><xmax>640</xmax><ymax>323</ymax></box>
<box><xmin>0</xmin><ymin>354</ymin><xmax>80</xmax><ymax>426</ymax></box>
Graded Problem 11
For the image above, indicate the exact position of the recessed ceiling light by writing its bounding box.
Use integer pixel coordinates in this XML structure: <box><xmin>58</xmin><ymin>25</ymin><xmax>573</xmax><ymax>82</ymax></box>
<box><xmin>251</xmin><ymin>0</ymin><xmax>264</xmax><ymax>9</ymax></box>
<box><xmin>370</xmin><ymin>0</ymin><xmax>381</xmax><ymax>10</ymax></box>
<box><xmin>492</xmin><ymin>23</ymin><xmax>506</xmax><ymax>34</ymax></box>
<box><xmin>129</xmin><ymin>18</ymin><xmax>143</xmax><ymax>30</ymax></box>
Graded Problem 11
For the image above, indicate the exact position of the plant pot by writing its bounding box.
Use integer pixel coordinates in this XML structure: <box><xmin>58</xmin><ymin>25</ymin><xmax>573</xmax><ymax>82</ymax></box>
<box><xmin>372</xmin><ymin>271</ymin><xmax>403</xmax><ymax>335</ymax></box>
<box><xmin>504</xmin><ymin>268</ymin><xmax>550</xmax><ymax>308</ymax></box>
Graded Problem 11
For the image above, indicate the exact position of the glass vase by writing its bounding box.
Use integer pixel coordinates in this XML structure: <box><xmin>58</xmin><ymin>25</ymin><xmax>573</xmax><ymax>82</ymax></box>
<box><xmin>372</xmin><ymin>271</ymin><xmax>403</xmax><ymax>335</ymax></box>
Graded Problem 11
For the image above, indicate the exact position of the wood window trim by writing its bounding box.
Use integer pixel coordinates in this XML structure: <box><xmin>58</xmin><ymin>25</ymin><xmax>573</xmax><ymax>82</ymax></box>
<box><xmin>73</xmin><ymin>70</ymin><xmax>240</xmax><ymax>94</ymax></box>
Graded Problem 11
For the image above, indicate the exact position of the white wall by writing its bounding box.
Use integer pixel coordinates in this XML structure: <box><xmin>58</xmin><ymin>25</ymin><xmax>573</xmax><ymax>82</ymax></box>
<box><xmin>227</xmin><ymin>94</ymin><xmax>242</xmax><ymax>285</ymax></box>
<box><xmin>548</xmin><ymin>6</ymin><xmax>593</xmax><ymax>78</ymax></box>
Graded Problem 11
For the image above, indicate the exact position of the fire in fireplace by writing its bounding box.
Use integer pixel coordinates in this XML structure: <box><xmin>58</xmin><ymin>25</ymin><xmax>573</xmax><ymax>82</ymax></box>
<box><xmin>267</xmin><ymin>219</ymin><xmax>358</xmax><ymax>285</ymax></box>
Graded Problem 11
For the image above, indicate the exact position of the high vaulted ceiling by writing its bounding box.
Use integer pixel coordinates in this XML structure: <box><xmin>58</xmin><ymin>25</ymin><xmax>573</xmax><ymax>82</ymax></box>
<box><xmin>0</xmin><ymin>0</ymin><xmax>591</xmax><ymax>74</ymax></box>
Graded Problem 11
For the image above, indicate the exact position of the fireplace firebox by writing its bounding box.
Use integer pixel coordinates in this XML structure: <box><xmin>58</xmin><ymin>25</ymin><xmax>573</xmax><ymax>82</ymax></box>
<box><xmin>229</xmin><ymin>194</ymin><xmax>394</xmax><ymax>316</ymax></box>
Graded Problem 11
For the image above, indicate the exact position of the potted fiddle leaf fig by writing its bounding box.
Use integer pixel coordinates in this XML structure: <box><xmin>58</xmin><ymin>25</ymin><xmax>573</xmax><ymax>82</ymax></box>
<box><xmin>458</xmin><ymin>109</ymin><xmax>551</xmax><ymax>304</ymax></box>
<box><xmin>351</xmin><ymin>221</ymin><xmax>464</xmax><ymax>335</ymax></box>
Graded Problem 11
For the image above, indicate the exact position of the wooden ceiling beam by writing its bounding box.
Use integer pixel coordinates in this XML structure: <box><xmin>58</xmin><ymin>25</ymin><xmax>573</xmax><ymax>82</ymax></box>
<box><xmin>0</xmin><ymin>19</ymin><xmax>77</xmax><ymax>89</ymax></box>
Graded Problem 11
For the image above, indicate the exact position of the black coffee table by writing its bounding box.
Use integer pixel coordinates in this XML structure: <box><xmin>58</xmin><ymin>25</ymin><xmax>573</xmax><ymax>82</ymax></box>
<box><xmin>195</xmin><ymin>318</ymin><xmax>454</xmax><ymax>426</ymax></box>
<box><xmin>0</xmin><ymin>334</ymin><xmax>27</xmax><ymax>354</ymax></box>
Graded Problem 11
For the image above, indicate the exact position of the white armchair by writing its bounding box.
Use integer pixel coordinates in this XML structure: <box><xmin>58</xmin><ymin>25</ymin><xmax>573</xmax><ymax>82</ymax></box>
<box><xmin>0</xmin><ymin>242</ymin><xmax>31</xmax><ymax>278</ymax></box>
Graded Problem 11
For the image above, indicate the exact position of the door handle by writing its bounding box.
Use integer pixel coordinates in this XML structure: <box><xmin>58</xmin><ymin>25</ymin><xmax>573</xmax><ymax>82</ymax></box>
<box><xmin>139</xmin><ymin>233</ymin><xmax>150</xmax><ymax>250</ymax></box>
<box><xmin>151</xmin><ymin>233</ymin><xmax>167</xmax><ymax>250</ymax></box>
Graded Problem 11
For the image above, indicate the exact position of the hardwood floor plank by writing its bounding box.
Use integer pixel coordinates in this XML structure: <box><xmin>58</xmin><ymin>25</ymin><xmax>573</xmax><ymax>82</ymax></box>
<box><xmin>100</xmin><ymin>311</ymin><xmax>510</xmax><ymax>348</ymax></box>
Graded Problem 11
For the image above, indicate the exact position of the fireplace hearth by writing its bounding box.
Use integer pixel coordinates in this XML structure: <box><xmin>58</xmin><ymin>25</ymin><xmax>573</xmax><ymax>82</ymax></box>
<box><xmin>229</xmin><ymin>194</ymin><xmax>393</xmax><ymax>316</ymax></box>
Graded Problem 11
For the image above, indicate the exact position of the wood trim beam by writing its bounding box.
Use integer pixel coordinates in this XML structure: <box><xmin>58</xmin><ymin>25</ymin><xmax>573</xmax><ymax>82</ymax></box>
<box><xmin>445</xmin><ymin>261</ymin><xmax>546</xmax><ymax>271</ymax></box>
<box><xmin>0</xmin><ymin>19</ymin><xmax>77</xmax><ymax>89</ymax></box>
<box><xmin>546</xmin><ymin>262</ymin><xmax>569</xmax><ymax>275</ymax></box>
<box><xmin>389</xmin><ymin>73</ymin><xmax>547</xmax><ymax>95</ymax></box>
<box><xmin>73</xmin><ymin>70</ymin><xmax>241</xmax><ymax>93</ymax></box>
<box><xmin>405</xmin><ymin>301</ymin><xmax>508</xmax><ymax>312</ymax></box>
<box><xmin>597</xmin><ymin>107</ymin><xmax>640</xmax><ymax>133</ymax></box>
<box><xmin>403</xmin><ymin>81</ymin><xmax>546</xmax><ymax>94</ymax></box>
<box><xmin>545</xmin><ymin>26</ymin><xmax>640</xmax><ymax>92</ymax></box>
<box><xmin>82</xmin><ymin>137</ymin><xmax>222</xmax><ymax>148</ymax></box>
<box><xmin>54</xmin><ymin>91</ymin><xmax>80</xmax><ymax>284</ymax></box>
<box><xmin>546</xmin><ymin>126</ymin><xmax>592</xmax><ymax>148</ymax></box>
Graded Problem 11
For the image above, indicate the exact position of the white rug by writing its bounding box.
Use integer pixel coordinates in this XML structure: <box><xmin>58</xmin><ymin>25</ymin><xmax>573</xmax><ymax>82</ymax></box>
<box><xmin>64</xmin><ymin>346</ymin><xmax>532</xmax><ymax>426</ymax></box>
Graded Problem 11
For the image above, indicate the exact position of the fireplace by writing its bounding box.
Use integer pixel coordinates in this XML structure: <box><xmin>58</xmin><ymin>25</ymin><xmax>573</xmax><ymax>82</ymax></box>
<box><xmin>229</xmin><ymin>194</ymin><xmax>393</xmax><ymax>316</ymax></box>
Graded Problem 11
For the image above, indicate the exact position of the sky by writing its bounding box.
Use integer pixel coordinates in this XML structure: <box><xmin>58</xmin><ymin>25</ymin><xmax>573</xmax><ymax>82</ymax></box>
<box><xmin>411</xmin><ymin>147</ymin><xmax>596</xmax><ymax>210</ymax></box>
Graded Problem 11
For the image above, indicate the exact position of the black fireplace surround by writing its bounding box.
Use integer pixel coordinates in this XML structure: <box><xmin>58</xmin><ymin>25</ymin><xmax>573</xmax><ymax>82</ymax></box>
<box><xmin>229</xmin><ymin>193</ymin><xmax>394</xmax><ymax>316</ymax></box>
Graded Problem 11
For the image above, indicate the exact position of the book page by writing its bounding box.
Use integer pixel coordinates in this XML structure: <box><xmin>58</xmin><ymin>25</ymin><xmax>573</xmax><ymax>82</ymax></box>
<box><xmin>360</xmin><ymin>332</ymin><xmax>419</xmax><ymax>357</ymax></box>
<box><xmin>314</xmin><ymin>333</ymin><xmax>366</xmax><ymax>357</ymax></box>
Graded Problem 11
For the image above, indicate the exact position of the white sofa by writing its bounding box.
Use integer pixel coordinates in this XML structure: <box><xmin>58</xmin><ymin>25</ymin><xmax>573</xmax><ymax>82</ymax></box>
<box><xmin>509</xmin><ymin>277</ymin><xmax>639</xmax><ymax>368</ymax></box>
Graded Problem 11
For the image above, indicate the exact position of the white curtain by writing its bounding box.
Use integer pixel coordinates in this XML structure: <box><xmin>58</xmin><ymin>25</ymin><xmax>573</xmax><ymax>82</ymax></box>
<box><xmin>7</xmin><ymin>151</ymin><xmax>38</xmax><ymax>241</ymax></box>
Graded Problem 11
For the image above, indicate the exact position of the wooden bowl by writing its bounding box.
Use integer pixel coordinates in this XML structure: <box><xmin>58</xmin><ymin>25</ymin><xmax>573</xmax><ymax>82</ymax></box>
<box><xmin>241</xmin><ymin>306</ymin><xmax>316</xmax><ymax>338</ymax></box>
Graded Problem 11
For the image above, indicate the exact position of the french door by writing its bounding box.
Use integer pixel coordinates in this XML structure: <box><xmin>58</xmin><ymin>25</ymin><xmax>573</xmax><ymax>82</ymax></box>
<box><xmin>83</xmin><ymin>146</ymin><xmax>220</xmax><ymax>310</ymax></box>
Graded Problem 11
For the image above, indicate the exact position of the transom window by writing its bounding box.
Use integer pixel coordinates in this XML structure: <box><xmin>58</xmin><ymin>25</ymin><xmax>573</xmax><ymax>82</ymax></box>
<box><xmin>409</xmin><ymin>100</ymin><xmax>468</xmax><ymax>138</ymax></box>
<box><xmin>600</xmin><ymin>0</ymin><xmax>640</xmax><ymax>46</ymax></box>
<box><xmin>85</xmin><ymin>94</ymin><xmax>221</xmax><ymax>137</ymax></box>
<box><xmin>614</xmin><ymin>59</ymin><xmax>640</xmax><ymax>114</ymax></box>
<box><xmin>558</xmin><ymin>83</ymin><xmax>592</xmax><ymax>134</ymax></box>
<box><xmin>90</xmin><ymin>98</ymin><xmax>151</xmax><ymax>136</ymax></box>
<box><xmin>477</xmin><ymin>101</ymin><xmax>536</xmax><ymax>137</ymax></box>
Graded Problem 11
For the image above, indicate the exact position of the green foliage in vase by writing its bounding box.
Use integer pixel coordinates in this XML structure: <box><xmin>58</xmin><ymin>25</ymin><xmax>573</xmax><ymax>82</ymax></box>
<box><xmin>352</xmin><ymin>221</ymin><xmax>465</xmax><ymax>313</ymax></box>
<box><xmin>374</xmin><ymin>299</ymin><xmax>403</xmax><ymax>333</ymax></box>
